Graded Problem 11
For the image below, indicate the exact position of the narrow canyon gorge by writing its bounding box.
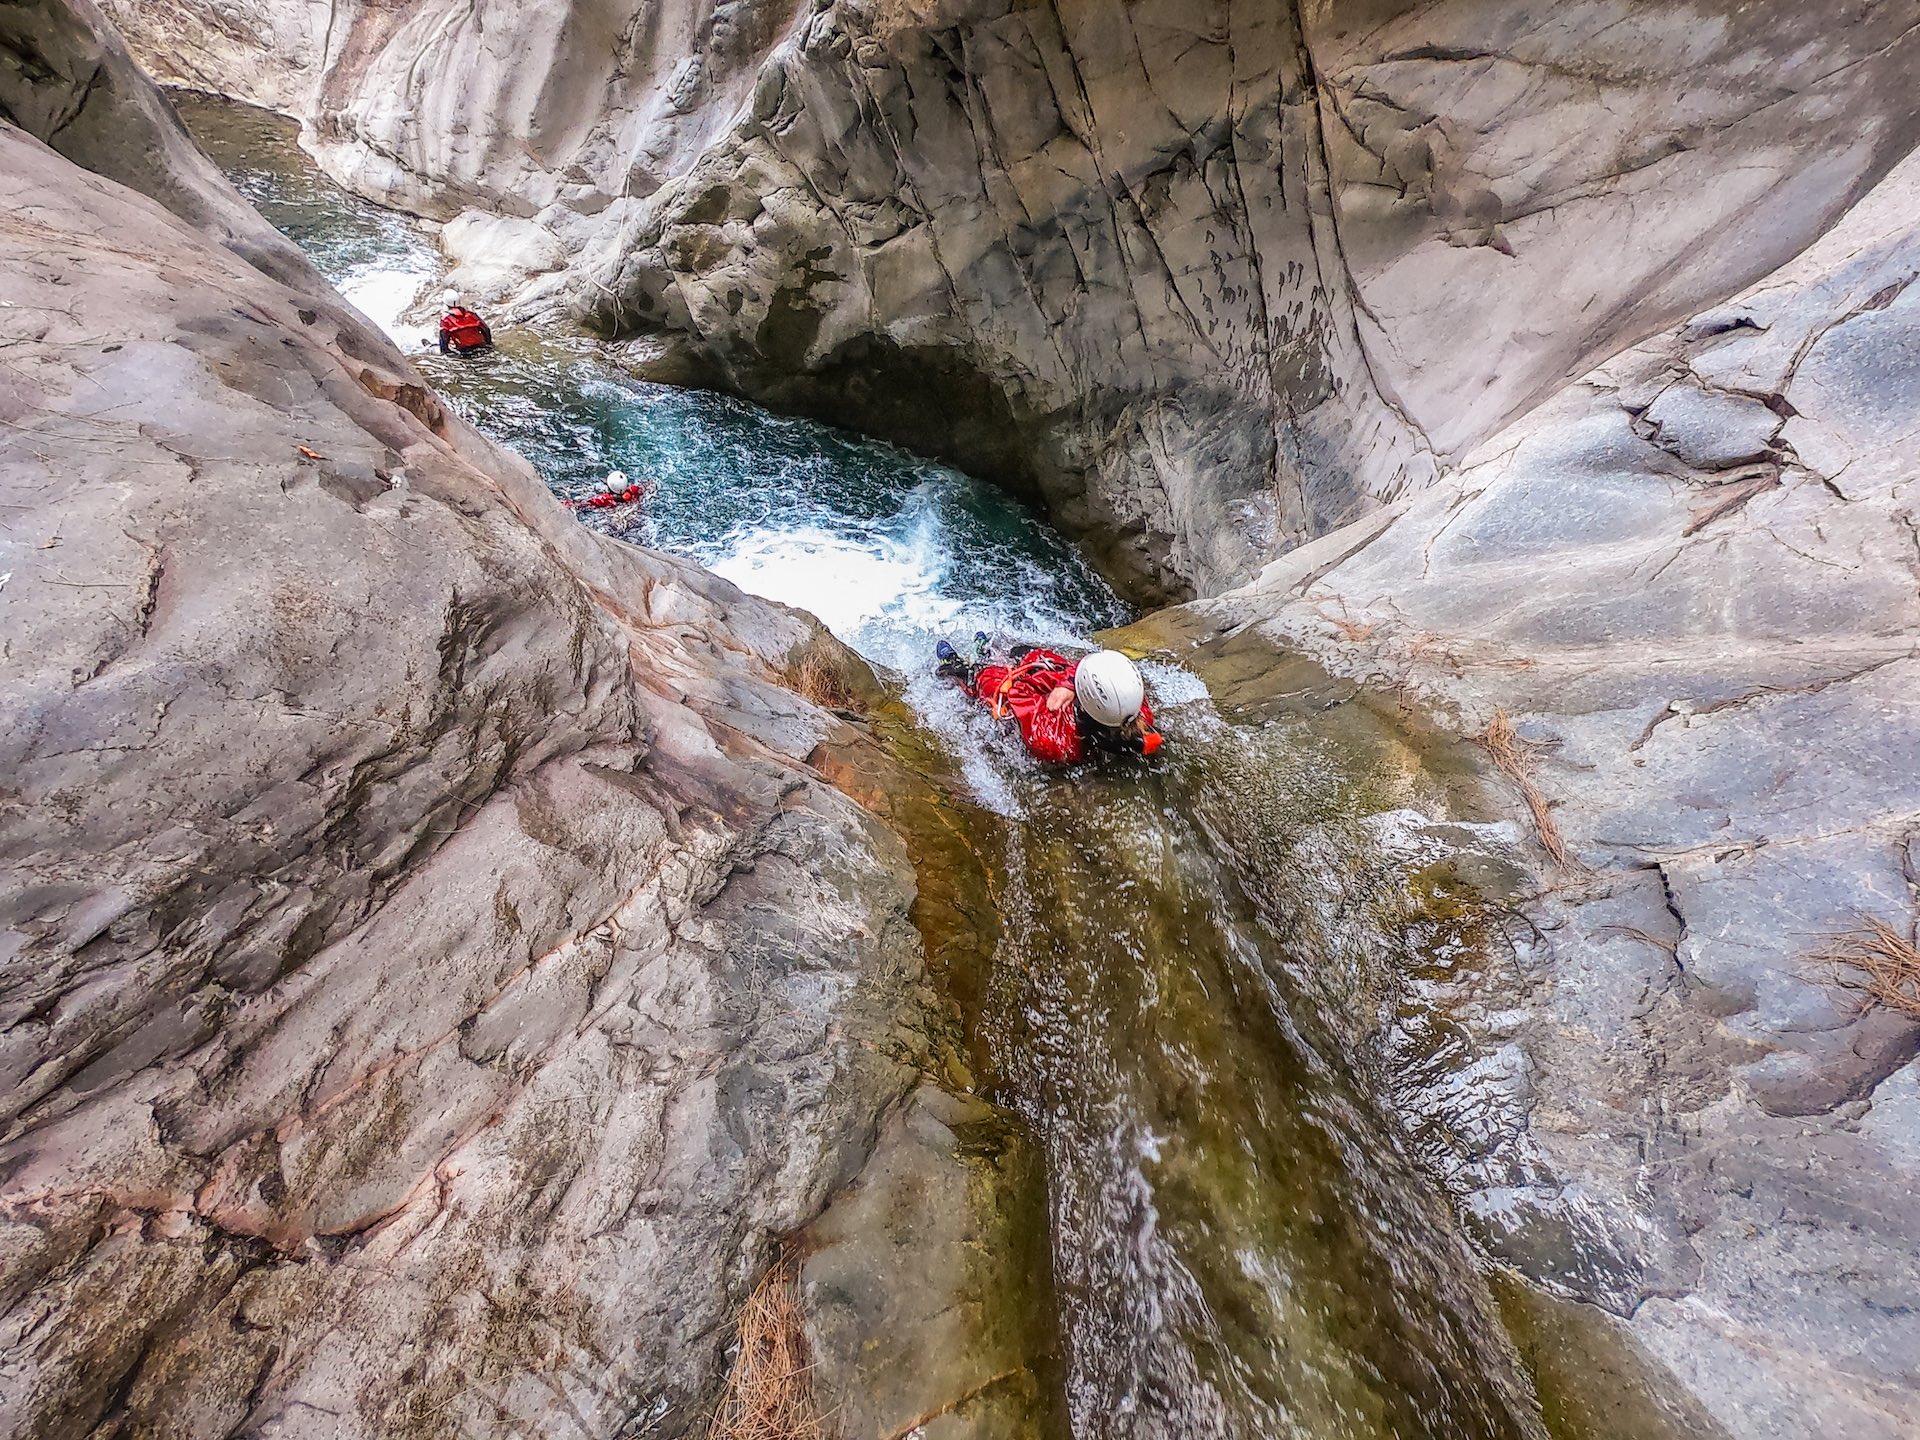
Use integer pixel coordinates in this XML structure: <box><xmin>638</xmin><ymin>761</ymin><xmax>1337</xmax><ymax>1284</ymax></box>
<box><xmin>3</xmin><ymin>2</ymin><xmax>1917</xmax><ymax>1438</ymax></box>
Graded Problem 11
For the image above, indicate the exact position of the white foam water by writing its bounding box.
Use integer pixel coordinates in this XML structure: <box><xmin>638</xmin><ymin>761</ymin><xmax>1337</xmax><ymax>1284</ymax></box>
<box><xmin>338</xmin><ymin>262</ymin><xmax>438</xmax><ymax>350</ymax></box>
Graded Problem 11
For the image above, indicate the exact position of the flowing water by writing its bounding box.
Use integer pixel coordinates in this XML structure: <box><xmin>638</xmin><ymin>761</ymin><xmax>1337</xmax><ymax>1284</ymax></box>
<box><xmin>183</xmin><ymin>95</ymin><xmax>1567</xmax><ymax>1440</ymax></box>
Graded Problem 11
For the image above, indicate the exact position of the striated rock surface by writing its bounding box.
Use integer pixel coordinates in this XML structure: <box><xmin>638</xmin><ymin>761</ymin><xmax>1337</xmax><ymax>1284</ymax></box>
<box><xmin>572</xmin><ymin>0</ymin><xmax>1920</xmax><ymax>597</ymax></box>
<box><xmin>97</xmin><ymin>0</ymin><xmax>816</xmax><ymax>314</ymax></box>
<box><xmin>1136</xmin><ymin>145</ymin><xmax>1920</xmax><ymax>1440</ymax></box>
<box><xmin>0</xmin><ymin>0</ymin><xmax>329</xmax><ymax>291</ymax></box>
<box><xmin>98</xmin><ymin>0</ymin><xmax>807</xmax><ymax>217</ymax></box>
<box><xmin>34</xmin><ymin>1</ymin><xmax>1920</xmax><ymax>1435</ymax></box>
<box><xmin>0</xmin><ymin>32</ymin><xmax>938</xmax><ymax>1440</ymax></box>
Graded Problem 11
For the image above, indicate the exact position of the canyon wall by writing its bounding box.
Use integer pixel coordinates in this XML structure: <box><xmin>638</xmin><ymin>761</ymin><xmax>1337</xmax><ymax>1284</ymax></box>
<box><xmin>101</xmin><ymin>0</ymin><xmax>1920</xmax><ymax>598</ymax></box>
<box><xmin>1129</xmin><ymin>141</ymin><xmax>1920</xmax><ymax>1440</ymax></box>
<box><xmin>0</xmin><ymin>8</ymin><xmax>959</xmax><ymax>1435</ymax></box>
<box><xmin>23</xmin><ymin>1</ymin><xmax>1920</xmax><ymax>1436</ymax></box>
<box><xmin>573</xmin><ymin>0</ymin><xmax>1920</xmax><ymax>597</ymax></box>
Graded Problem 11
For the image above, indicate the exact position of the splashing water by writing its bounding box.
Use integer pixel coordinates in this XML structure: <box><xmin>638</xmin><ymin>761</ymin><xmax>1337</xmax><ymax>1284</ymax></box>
<box><xmin>184</xmin><ymin>94</ymin><xmax>1561</xmax><ymax>1440</ymax></box>
<box><xmin>187</xmin><ymin>94</ymin><xmax>1158</xmax><ymax>818</ymax></box>
<box><xmin>431</xmin><ymin>349</ymin><xmax>1135</xmax><ymax>811</ymax></box>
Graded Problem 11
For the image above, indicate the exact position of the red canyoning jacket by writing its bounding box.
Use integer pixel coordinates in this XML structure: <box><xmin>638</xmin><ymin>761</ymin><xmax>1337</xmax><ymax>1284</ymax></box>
<box><xmin>438</xmin><ymin>308</ymin><xmax>492</xmax><ymax>354</ymax></box>
<box><xmin>583</xmin><ymin>483</ymin><xmax>644</xmax><ymax>509</ymax></box>
<box><xmin>966</xmin><ymin>649</ymin><xmax>1158</xmax><ymax>765</ymax></box>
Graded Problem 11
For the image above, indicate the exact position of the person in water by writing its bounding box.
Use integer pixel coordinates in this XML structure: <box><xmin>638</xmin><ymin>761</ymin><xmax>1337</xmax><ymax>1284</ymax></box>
<box><xmin>576</xmin><ymin>469</ymin><xmax>650</xmax><ymax>510</ymax></box>
<box><xmin>436</xmin><ymin>290</ymin><xmax>493</xmax><ymax>355</ymax></box>
<box><xmin>937</xmin><ymin>633</ymin><xmax>1163</xmax><ymax>762</ymax></box>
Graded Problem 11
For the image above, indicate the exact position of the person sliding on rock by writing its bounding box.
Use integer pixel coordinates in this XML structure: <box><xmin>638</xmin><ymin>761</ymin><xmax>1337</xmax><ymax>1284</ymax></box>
<box><xmin>436</xmin><ymin>290</ymin><xmax>493</xmax><ymax>355</ymax></box>
<box><xmin>937</xmin><ymin>632</ymin><xmax>1163</xmax><ymax>762</ymax></box>
<box><xmin>567</xmin><ymin>470</ymin><xmax>652</xmax><ymax>512</ymax></box>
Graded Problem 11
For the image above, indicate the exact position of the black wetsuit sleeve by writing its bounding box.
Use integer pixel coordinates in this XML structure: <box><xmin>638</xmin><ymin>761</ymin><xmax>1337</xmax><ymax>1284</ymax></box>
<box><xmin>1079</xmin><ymin>713</ymin><xmax>1144</xmax><ymax>755</ymax></box>
<box><xmin>438</xmin><ymin>330</ymin><xmax>450</xmax><ymax>354</ymax></box>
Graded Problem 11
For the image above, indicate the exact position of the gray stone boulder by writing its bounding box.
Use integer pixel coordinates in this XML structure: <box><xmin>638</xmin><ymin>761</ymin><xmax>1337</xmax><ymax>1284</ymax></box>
<box><xmin>0</xmin><ymin>74</ymin><xmax>929</xmax><ymax>1440</ymax></box>
<box><xmin>1135</xmin><ymin>145</ymin><xmax>1920</xmax><ymax>1440</ymax></box>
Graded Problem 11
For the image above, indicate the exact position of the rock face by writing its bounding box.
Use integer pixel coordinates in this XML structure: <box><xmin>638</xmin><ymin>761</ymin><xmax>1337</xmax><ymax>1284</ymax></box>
<box><xmin>0</xmin><ymin>0</ymin><xmax>328</xmax><ymax>291</ymax></box>
<box><xmin>99</xmin><ymin>0</ymin><xmax>805</xmax><ymax>217</ymax></box>
<box><xmin>101</xmin><ymin>1</ymin><xmax>1920</xmax><ymax>598</ymax></box>
<box><xmin>573</xmin><ymin>0</ymin><xmax>1920</xmax><ymax>598</ymax></box>
<box><xmin>97</xmin><ymin>0</ymin><xmax>816</xmax><ymax>315</ymax></box>
<box><xmin>0</xmin><ymin>26</ymin><xmax>937</xmax><ymax>1439</ymax></box>
<box><xmin>800</xmin><ymin>1085</ymin><xmax>1064</xmax><ymax>1440</ymax></box>
<box><xmin>1138</xmin><ymin>145</ymin><xmax>1920</xmax><ymax>1440</ymax></box>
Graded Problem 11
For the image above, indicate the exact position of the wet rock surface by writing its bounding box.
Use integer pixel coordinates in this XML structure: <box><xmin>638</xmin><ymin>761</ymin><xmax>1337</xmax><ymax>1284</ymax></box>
<box><xmin>800</xmin><ymin>1084</ymin><xmax>1064</xmax><ymax>1440</ymax></box>
<box><xmin>21</xmin><ymin>1</ymin><xmax>1920</xmax><ymax>1436</ymax></box>
<box><xmin>1144</xmin><ymin>148</ymin><xmax>1920</xmax><ymax>1440</ymax></box>
<box><xmin>1490</xmin><ymin>1276</ymin><xmax>1732</xmax><ymax>1440</ymax></box>
<box><xmin>0</xmin><ymin>33</ymin><xmax>937</xmax><ymax>1440</ymax></box>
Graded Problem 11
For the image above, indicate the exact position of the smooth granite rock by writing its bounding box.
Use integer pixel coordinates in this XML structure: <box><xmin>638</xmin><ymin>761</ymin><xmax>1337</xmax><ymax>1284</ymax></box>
<box><xmin>0</xmin><ymin>0</ymin><xmax>330</xmax><ymax>292</ymax></box>
<box><xmin>32</xmin><ymin>2</ymin><xmax>1920</xmax><ymax>1435</ymax></box>
<box><xmin>799</xmin><ymin>1085</ymin><xmax>1065</xmax><ymax>1440</ymax></box>
<box><xmin>0</xmin><ymin>45</ymin><xmax>932</xmax><ymax>1440</ymax></box>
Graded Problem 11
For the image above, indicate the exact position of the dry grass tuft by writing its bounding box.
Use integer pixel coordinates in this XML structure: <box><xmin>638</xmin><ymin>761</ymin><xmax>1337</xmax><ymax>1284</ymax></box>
<box><xmin>708</xmin><ymin>1257</ymin><xmax>822</xmax><ymax>1440</ymax></box>
<box><xmin>782</xmin><ymin>644</ymin><xmax>861</xmax><ymax>714</ymax></box>
<box><xmin>1477</xmin><ymin>709</ymin><xmax>1568</xmax><ymax>865</ymax></box>
<box><xmin>1813</xmin><ymin>917</ymin><xmax>1920</xmax><ymax>1019</ymax></box>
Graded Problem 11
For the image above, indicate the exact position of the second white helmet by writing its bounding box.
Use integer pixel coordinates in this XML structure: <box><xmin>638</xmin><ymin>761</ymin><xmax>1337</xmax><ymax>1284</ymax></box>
<box><xmin>1074</xmin><ymin>650</ymin><xmax>1145</xmax><ymax>727</ymax></box>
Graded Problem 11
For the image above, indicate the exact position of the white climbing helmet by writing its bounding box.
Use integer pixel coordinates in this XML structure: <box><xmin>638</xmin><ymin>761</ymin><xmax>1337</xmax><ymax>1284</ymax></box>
<box><xmin>440</xmin><ymin>289</ymin><xmax>462</xmax><ymax>310</ymax></box>
<box><xmin>1074</xmin><ymin>650</ymin><xmax>1145</xmax><ymax>728</ymax></box>
<box><xmin>603</xmin><ymin>469</ymin><xmax>629</xmax><ymax>494</ymax></box>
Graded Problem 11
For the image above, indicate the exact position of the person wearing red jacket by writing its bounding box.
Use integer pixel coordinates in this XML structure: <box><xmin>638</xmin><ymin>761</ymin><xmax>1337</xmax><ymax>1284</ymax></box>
<box><xmin>938</xmin><ymin>636</ymin><xmax>1163</xmax><ymax>762</ymax></box>
<box><xmin>437</xmin><ymin>290</ymin><xmax>493</xmax><ymax>355</ymax></box>
<box><xmin>567</xmin><ymin>470</ymin><xmax>653</xmax><ymax>512</ymax></box>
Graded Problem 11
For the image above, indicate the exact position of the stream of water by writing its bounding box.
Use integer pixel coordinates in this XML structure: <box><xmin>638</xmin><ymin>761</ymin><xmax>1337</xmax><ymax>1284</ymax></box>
<box><xmin>183</xmin><ymin>95</ymin><xmax>1558</xmax><ymax>1440</ymax></box>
